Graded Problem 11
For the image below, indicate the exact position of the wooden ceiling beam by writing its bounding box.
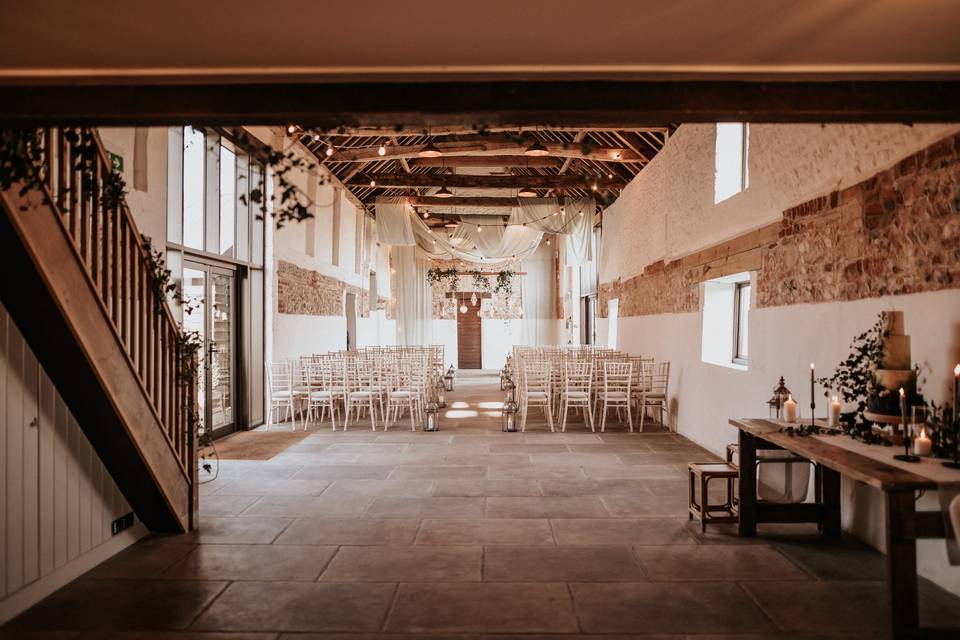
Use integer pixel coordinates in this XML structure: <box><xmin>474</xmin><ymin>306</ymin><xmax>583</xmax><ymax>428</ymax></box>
<box><xmin>404</xmin><ymin>196</ymin><xmax>526</xmax><ymax>208</ymax></box>
<box><xmin>331</xmin><ymin>137</ymin><xmax>637</xmax><ymax>163</ymax></box>
<box><xmin>312</xmin><ymin>125</ymin><xmax>671</xmax><ymax>137</ymax></box>
<box><xmin>6</xmin><ymin>81</ymin><xmax>959</xmax><ymax>126</ymax></box>
<box><xmin>352</xmin><ymin>173</ymin><xmax>622</xmax><ymax>190</ymax></box>
<box><xmin>410</xmin><ymin>155</ymin><xmax>560</xmax><ymax>168</ymax></box>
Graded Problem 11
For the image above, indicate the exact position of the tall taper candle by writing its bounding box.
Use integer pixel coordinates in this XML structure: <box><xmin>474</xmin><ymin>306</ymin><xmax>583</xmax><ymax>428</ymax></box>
<box><xmin>953</xmin><ymin>365</ymin><xmax>959</xmax><ymax>465</ymax></box>
<box><xmin>900</xmin><ymin>387</ymin><xmax>909</xmax><ymax>451</ymax></box>
<box><xmin>954</xmin><ymin>364</ymin><xmax>959</xmax><ymax>425</ymax></box>
<box><xmin>810</xmin><ymin>363</ymin><xmax>816</xmax><ymax>428</ymax></box>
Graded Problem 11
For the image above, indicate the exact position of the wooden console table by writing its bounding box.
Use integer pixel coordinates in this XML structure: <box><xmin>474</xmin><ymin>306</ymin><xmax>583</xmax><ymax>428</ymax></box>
<box><xmin>730</xmin><ymin>418</ymin><xmax>958</xmax><ymax>640</ymax></box>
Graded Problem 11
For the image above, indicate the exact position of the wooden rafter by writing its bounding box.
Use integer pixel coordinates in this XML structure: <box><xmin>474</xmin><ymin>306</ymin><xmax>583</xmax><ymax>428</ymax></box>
<box><xmin>352</xmin><ymin>173</ymin><xmax>623</xmax><ymax>190</ymax></box>
<box><xmin>410</xmin><ymin>155</ymin><xmax>560</xmax><ymax>168</ymax></box>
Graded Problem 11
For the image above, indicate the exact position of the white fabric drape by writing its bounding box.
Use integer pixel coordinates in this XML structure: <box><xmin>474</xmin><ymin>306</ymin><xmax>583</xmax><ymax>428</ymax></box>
<box><xmin>452</xmin><ymin>216</ymin><xmax>543</xmax><ymax>260</ymax></box>
<box><xmin>513</xmin><ymin>196</ymin><xmax>594</xmax><ymax>265</ymax></box>
<box><xmin>375</xmin><ymin>197</ymin><xmax>416</xmax><ymax>246</ymax></box>
<box><xmin>520</xmin><ymin>242</ymin><xmax>559</xmax><ymax>346</ymax></box>
<box><xmin>410</xmin><ymin>211</ymin><xmax>542</xmax><ymax>263</ymax></box>
<box><xmin>394</xmin><ymin>245</ymin><xmax>433</xmax><ymax>345</ymax></box>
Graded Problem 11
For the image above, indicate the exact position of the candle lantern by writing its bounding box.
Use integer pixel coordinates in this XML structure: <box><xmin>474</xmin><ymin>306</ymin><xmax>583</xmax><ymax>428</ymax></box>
<box><xmin>504</xmin><ymin>375</ymin><xmax>517</xmax><ymax>405</ymax></box>
<box><xmin>443</xmin><ymin>366</ymin><xmax>455</xmax><ymax>392</ymax></box>
<box><xmin>500</xmin><ymin>364</ymin><xmax>511</xmax><ymax>390</ymax></box>
<box><xmin>436</xmin><ymin>375</ymin><xmax>447</xmax><ymax>408</ymax></box>
<box><xmin>502</xmin><ymin>398</ymin><xmax>519</xmax><ymax>432</ymax></box>
<box><xmin>767</xmin><ymin>377</ymin><xmax>793</xmax><ymax>419</ymax></box>
<box><xmin>423</xmin><ymin>400</ymin><xmax>441</xmax><ymax>432</ymax></box>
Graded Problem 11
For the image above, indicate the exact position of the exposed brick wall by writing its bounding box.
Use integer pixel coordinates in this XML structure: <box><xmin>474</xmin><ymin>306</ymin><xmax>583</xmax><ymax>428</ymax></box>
<box><xmin>601</xmin><ymin>132</ymin><xmax>960</xmax><ymax>317</ymax></box>
<box><xmin>276</xmin><ymin>260</ymin><xmax>368</xmax><ymax>317</ymax></box>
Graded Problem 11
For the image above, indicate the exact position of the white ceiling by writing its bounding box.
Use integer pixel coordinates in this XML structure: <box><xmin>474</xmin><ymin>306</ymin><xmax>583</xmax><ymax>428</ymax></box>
<box><xmin>3</xmin><ymin>0</ymin><xmax>959</xmax><ymax>83</ymax></box>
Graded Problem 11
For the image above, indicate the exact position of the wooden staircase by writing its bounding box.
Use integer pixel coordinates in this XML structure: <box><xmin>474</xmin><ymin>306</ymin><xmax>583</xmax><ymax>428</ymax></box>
<box><xmin>0</xmin><ymin>129</ymin><xmax>197</xmax><ymax>533</ymax></box>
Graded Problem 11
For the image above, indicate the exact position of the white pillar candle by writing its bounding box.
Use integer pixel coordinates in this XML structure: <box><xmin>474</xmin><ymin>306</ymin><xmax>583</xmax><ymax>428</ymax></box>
<box><xmin>913</xmin><ymin>428</ymin><xmax>932</xmax><ymax>456</ymax></box>
<box><xmin>829</xmin><ymin>395</ymin><xmax>841</xmax><ymax>428</ymax></box>
<box><xmin>784</xmin><ymin>394</ymin><xmax>798</xmax><ymax>423</ymax></box>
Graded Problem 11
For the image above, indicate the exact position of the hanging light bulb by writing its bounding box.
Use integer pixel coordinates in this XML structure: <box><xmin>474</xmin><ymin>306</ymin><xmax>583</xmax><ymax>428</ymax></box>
<box><xmin>286</xmin><ymin>124</ymin><xmax>296</xmax><ymax>135</ymax></box>
<box><xmin>579</xmin><ymin>210</ymin><xmax>585</xmax><ymax>217</ymax></box>
<box><xmin>561</xmin><ymin>206</ymin><xmax>566</xmax><ymax>216</ymax></box>
<box><xmin>325</xmin><ymin>145</ymin><xmax>335</xmax><ymax>157</ymax></box>
<box><xmin>524</xmin><ymin>139</ymin><xmax>549</xmax><ymax>157</ymax></box>
<box><xmin>369</xmin><ymin>179</ymin><xmax>377</xmax><ymax>187</ymax></box>
<box><xmin>378</xmin><ymin>143</ymin><xmax>387</xmax><ymax>156</ymax></box>
<box><xmin>613</xmin><ymin>150</ymin><xmax>622</xmax><ymax>160</ymax></box>
<box><xmin>546</xmin><ymin>238</ymin><xmax>551</xmax><ymax>245</ymax></box>
<box><xmin>591</xmin><ymin>183</ymin><xmax>598</xmax><ymax>191</ymax></box>
<box><xmin>422</xmin><ymin>211</ymin><xmax>430</xmax><ymax>219</ymax></box>
<box><xmin>313</xmin><ymin>134</ymin><xmax>320</xmax><ymax>142</ymax></box>
<box><xmin>607</xmin><ymin>172</ymin><xmax>614</xmax><ymax>179</ymax></box>
<box><xmin>477</xmin><ymin>225</ymin><xmax>482</xmax><ymax>234</ymax></box>
<box><xmin>419</xmin><ymin>141</ymin><xmax>442</xmax><ymax>158</ymax></box>
<box><xmin>435</xmin><ymin>185</ymin><xmax>454</xmax><ymax>198</ymax></box>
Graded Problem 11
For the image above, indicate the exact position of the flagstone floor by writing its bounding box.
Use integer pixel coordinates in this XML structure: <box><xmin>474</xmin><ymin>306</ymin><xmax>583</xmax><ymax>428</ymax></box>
<box><xmin>4</xmin><ymin>371</ymin><xmax>960</xmax><ymax>639</ymax></box>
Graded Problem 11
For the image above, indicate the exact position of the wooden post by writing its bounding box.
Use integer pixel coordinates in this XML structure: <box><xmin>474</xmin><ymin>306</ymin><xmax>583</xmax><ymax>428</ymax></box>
<box><xmin>820</xmin><ymin>466</ymin><xmax>842</xmax><ymax>536</ymax></box>
<box><xmin>737</xmin><ymin>429</ymin><xmax>757</xmax><ymax>536</ymax></box>
<box><xmin>885</xmin><ymin>489</ymin><xmax>919</xmax><ymax>637</ymax></box>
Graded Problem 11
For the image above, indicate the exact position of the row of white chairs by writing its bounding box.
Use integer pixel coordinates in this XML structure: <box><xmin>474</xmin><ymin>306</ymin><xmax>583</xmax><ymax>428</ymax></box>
<box><xmin>266</xmin><ymin>346</ymin><xmax>444</xmax><ymax>431</ymax></box>
<box><xmin>512</xmin><ymin>346</ymin><xmax>670</xmax><ymax>433</ymax></box>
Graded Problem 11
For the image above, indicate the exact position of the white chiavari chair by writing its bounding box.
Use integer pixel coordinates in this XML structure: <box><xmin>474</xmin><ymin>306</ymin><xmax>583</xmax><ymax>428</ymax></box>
<box><xmin>520</xmin><ymin>360</ymin><xmax>554</xmax><ymax>432</ymax></box>
<box><xmin>304</xmin><ymin>360</ymin><xmax>340</xmax><ymax>431</ymax></box>
<box><xmin>597</xmin><ymin>361</ymin><xmax>633</xmax><ymax>432</ymax></box>
<box><xmin>560</xmin><ymin>361</ymin><xmax>594</xmax><ymax>432</ymax></box>
<box><xmin>267</xmin><ymin>362</ymin><xmax>297</xmax><ymax>430</ymax></box>
<box><xmin>638</xmin><ymin>361</ymin><xmax>671</xmax><ymax>432</ymax></box>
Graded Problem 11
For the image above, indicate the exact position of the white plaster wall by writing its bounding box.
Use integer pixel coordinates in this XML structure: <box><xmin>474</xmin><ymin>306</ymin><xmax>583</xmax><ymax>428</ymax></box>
<box><xmin>599</xmin><ymin>123</ymin><xmax>960</xmax><ymax>595</ymax></box>
<box><xmin>601</xmin><ymin>123</ymin><xmax>960</xmax><ymax>283</ymax></box>
<box><xmin>482</xmin><ymin>319</ymin><xmax>521</xmax><ymax>370</ymax></box>
<box><xmin>98</xmin><ymin>127</ymin><xmax>168</xmax><ymax>246</ymax></box>
<box><xmin>273</xmin><ymin>314</ymin><xmax>346</xmax><ymax>362</ymax></box>
<box><xmin>433</xmin><ymin>320</ymin><xmax>458</xmax><ymax>370</ymax></box>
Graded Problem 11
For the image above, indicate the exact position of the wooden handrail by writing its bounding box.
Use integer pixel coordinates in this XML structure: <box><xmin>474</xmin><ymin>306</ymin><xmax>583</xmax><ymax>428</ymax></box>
<box><xmin>30</xmin><ymin>127</ymin><xmax>195</xmax><ymax>478</ymax></box>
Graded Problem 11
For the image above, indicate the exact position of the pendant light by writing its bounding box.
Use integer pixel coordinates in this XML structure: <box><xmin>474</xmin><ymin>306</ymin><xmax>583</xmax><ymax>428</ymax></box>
<box><xmin>419</xmin><ymin>141</ymin><xmax>442</xmax><ymax>158</ymax></box>
<box><xmin>518</xmin><ymin>186</ymin><xmax>537</xmax><ymax>198</ymax></box>
<box><xmin>524</xmin><ymin>138</ymin><xmax>549</xmax><ymax>157</ymax></box>
<box><xmin>435</xmin><ymin>185</ymin><xmax>454</xmax><ymax>198</ymax></box>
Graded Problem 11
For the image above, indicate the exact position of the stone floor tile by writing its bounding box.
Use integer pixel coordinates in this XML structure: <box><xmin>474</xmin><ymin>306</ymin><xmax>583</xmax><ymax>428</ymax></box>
<box><xmin>161</xmin><ymin>544</ymin><xmax>337</xmax><ymax>581</ymax></box>
<box><xmin>416</xmin><ymin>518</ymin><xmax>554</xmax><ymax>545</ymax></box>
<box><xmin>386</xmin><ymin>583</ymin><xmax>578</xmax><ymax>633</ymax></box>
<box><xmin>571</xmin><ymin>582</ymin><xmax>777</xmax><ymax>634</ymax></box>
<box><xmin>488</xmin><ymin>444</ymin><xmax>571</xmax><ymax>454</ymax></box>
<box><xmin>293</xmin><ymin>465</ymin><xmax>396</xmax><ymax>480</ymax></box>
<box><xmin>486</xmin><ymin>496</ymin><xmax>609</xmax><ymax>518</ymax></box>
<box><xmin>321</xmin><ymin>479</ymin><xmax>436</xmax><ymax>498</ymax></box>
<box><xmin>366</xmin><ymin>496</ymin><xmax>485</xmax><ymax>518</ymax></box>
<box><xmin>82</xmin><ymin>541</ymin><xmax>197</xmax><ymax>579</ymax></box>
<box><xmin>242</xmin><ymin>494</ymin><xmax>372</xmax><ymax>518</ymax></box>
<box><xmin>550</xmin><ymin>518</ymin><xmax>698</xmax><ymax>545</ymax></box>
<box><xmin>739</xmin><ymin>581</ymin><xmax>888</xmax><ymax>633</ymax></box>
<box><xmin>634</xmin><ymin>544</ymin><xmax>810</xmax><ymax>581</ymax></box>
<box><xmin>213</xmin><ymin>477</ymin><xmax>331</xmax><ymax>496</ymax></box>
<box><xmin>192</xmin><ymin>582</ymin><xmax>396</xmax><ymax>632</ymax></box>
<box><xmin>441</xmin><ymin>454</ymin><xmax>531</xmax><ymax>466</ymax></box>
<box><xmin>266</xmin><ymin>452</ymin><xmax>360</xmax><ymax>465</ymax></box>
<box><xmin>619</xmin><ymin>451</ymin><xmax>721</xmax><ymax>465</ymax></box>
<box><xmin>389</xmin><ymin>465</ymin><xmax>487</xmax><ymax>479</ymax></box>
<box><xmin>601</xmin><ymin>494</ymin><xmax>689</xmax><ymax>517</ymax></box>
<box><xmin>6</xmin><ymin>579</ymin><xmax>226</xmax><ymax>631</ymax></box>
<box><xmin>529</xmin><ymin>453</ymin><xmax>626</xmax><ymax>466</ymax></box>
<box><xmin>568</xmin><ymin>442</ymin><xmax>652</xmax><ymax>453</ymax></box>
<box><xmin>484</xmin><ymin>545</ymin><xmax>646</xmax><ymax>581</ymax></box>
<box><xmin>325</xmin><ymin>443</ymin><xmax>410</xmax><ymax>454</ymax></box>
<box><xmin>433</xmin><ymin>479</ymin><xmax>541</xmax><ymax>497</ymax></box>
<box><xmin>487</xmin><ymin>464</ymin><xmax>586</xmax><ymax>480</ymax></box>
<box><xmin>274</xmin><ymin>517</ymin><xmax>420</xmax><ymax>545</ymax></box>
<box><xmin>200</xmin><ymin>493</ymin><xmax>263</xmax><ymax>516</ymax></box>
<box><xmin>538</xmin><ymin>479</ymin><xmax>653</xmax><ymax>497</ymax></box>
<box><xmin>772</xmin><ymin>538</ymin><xmax>887</xmax><ymax>581</ymax></box>
<box><xmin>583</xmin><ymin>464</ymin><xmax>684</xmax><ymax>479</ymax></box>
<box><xmin>180</xmin><ymin>516</ymin><xmax>293</xmax><ymax>544</ymax></box>
<box><xmin>321</xmin><ymin>545</ymin><xmax>481</xmax><ymax>582</ymax></box>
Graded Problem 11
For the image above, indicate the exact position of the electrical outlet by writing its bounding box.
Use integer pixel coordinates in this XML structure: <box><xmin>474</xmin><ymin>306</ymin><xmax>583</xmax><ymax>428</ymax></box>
<box><xmin>111</xmin><ymin>512</ymin><xmax>135</xmax><ymax>535</ymax></box>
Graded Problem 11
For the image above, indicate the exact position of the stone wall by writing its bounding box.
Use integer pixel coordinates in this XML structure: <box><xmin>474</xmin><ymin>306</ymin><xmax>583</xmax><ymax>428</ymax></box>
<box><xmin>277</xmin><ymin>260</ymin><xmax>371</xmax><ymax>317</ymax></box>
<box><xmin>600</xmin><ymin>131</ymin><xmax>960</xmax><ymax>317</ymax></box>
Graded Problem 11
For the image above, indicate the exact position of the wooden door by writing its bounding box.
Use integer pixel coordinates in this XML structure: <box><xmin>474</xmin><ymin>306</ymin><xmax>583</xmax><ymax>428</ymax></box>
<box><xmin>456</xmin><ymin>299</ymin><xmax>482</xmax><ymax>369</ymax></box>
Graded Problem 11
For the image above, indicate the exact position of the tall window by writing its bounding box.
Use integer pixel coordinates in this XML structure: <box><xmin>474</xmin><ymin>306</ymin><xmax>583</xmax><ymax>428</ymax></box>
<box><xmin>733</xmin><ymin>280</ymin><xmax>751</xmax><ymax>365</ymax></box>
<box><xmin>182</xmin><ymin>126</ymin><xmax>205</xmax><ymax>249</ymax></box>
<box><xmin>701</xmin><ymin>272</ymin><xmax>751</xmax><ymax>370</ymax></box>
<box><xmin>714</xmin><ymin>123</ymin><xmax>749</xmax><ymax>204</ymax></box>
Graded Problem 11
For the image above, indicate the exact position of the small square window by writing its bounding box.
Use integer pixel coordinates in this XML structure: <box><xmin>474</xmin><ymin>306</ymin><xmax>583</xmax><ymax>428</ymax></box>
<box><xmin>701</xmin><ymin>272</ymin><xmax>751</xmax><ymax>370</ymax></box>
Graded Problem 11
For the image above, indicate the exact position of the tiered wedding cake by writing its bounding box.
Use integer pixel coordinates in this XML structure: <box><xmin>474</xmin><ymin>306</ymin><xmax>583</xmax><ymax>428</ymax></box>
<box><xmin>866</xmin><ymin>311</ymin><xmax>919</xmax><ymax>420</ymax></box>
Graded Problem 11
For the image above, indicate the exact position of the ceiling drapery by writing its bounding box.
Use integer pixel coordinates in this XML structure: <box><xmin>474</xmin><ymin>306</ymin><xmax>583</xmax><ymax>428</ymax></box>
<box><xmin>375</xmin><ymin>195</ymin><xmax>594</xmax><ymax>265</ymax></box>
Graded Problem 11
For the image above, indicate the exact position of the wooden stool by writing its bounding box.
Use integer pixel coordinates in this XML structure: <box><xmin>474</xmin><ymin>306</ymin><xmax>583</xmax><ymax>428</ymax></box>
<box><xmin>688</xmin><ymin>462</ymin><xmax>738</xmax><ymax>532</ymax></box>
<box><xmin>725</xmin><ymin>443</ymin><xmax>739</xmax><ymax>465</ymax></box>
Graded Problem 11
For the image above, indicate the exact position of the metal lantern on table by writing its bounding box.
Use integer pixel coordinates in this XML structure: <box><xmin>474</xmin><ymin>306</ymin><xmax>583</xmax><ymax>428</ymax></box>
<box><xmin>423</xmin><ymin>400</ymin><xmax>441</xmax><ymax>432</ymax></box>
<box><xmin>435</xmin><ymin>374</ymin><xmax>447</xmax><ymax>408</ymax></box>
<box><xmin>767</xmin><ymin>376</ymin><xmax>793</xmax><ymax>420</ymax></box>
<box><xmin>443</xmin><ymin>366</ymin><xmax>455</xmax><ymax>392</ymax></box>
<box><xmin>502</xmin><ymin>397</ymin><xmax>519</xmax><ymax>432</ymax></box>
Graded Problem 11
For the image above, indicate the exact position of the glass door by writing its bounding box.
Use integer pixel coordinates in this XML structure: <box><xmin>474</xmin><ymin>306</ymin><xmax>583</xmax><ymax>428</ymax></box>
<box><xmin>183</xmin><ymin>260</ymin><xmax>237</xmax><ymax>439</ymax></box>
